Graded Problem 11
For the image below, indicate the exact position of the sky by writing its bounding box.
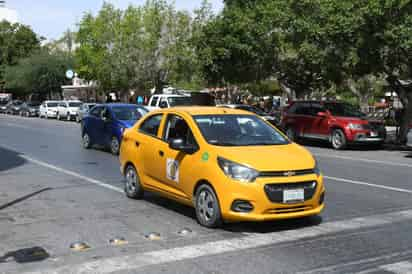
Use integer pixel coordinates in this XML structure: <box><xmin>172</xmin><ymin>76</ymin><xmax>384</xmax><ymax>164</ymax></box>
<box><xmin>4</xmin><ymin>0</ymin><xmax>223</xmax><ymax>40</ymax></box>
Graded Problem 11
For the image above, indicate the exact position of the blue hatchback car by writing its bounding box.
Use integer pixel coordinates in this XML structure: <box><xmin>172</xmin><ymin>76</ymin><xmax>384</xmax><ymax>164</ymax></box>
<box><xmin>81</xmin><ymin>104</ymin><xmax>149</xmax><ymax>154</ymax></box>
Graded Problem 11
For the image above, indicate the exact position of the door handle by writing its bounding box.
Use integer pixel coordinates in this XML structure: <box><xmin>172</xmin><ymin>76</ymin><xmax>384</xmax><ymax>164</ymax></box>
<box><xmin>159</xmin><ymin>150</ymin><xmax>164</xmax><ymax>157</ymax></box>
<box><xmin>135</xmin><ymin>141</ymin><xmax>140</xmax><ymax>147</ymax></box>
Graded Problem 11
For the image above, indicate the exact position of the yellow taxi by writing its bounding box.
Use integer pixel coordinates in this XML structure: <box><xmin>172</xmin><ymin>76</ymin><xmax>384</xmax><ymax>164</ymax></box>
<box><xmin>119</xmin><ymin>107</ymin><xmax>325</xmax><ymax>228</ymax></box>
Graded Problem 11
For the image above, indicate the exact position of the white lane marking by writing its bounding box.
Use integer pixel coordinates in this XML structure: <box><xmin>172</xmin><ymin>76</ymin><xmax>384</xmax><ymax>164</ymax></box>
<box><xmin>23</xmin><ymin>209</ymin><xmax>412</xmax><ymax>274</ymax></box>
<box><xmin>380</xmin><ymin>261</ymin><xmax>412</xmax><ymax>274</ymax></box>
<box><xmin>300</xmin><ymin>251</ymin><xmax>412</xmax><ymax>274</ymax></box>
<box><xmin>325</xmin><ymin>175</ymin><xmax>412</xmax><ymax>194</ymax></box>
<box><xmin>20</xmin><ymin>155</ymin><xmax>123</xmax><ymax>194</ymax></box>
<box><xmin>314</xmin><ymin>153</ymin><xmax>412</xmax><ymax>168</ymax></box>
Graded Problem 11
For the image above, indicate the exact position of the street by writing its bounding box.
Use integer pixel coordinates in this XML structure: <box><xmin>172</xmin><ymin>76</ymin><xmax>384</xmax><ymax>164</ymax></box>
<box><xmin>1</xmin><ymin>115</ymin><xmax>412</xmax><ymax>274</ymax></box>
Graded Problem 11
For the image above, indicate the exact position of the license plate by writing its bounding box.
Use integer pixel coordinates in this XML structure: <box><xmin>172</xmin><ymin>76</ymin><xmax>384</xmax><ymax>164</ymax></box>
<box><xmin>283</xmin><ymin>189</ymin><xmax>304</xmax><ymax>203</ymax></box>
<box><xmin>370</xmin><ymin>131</ymin><xmax>378</xmax><ymax>137</ymax></box>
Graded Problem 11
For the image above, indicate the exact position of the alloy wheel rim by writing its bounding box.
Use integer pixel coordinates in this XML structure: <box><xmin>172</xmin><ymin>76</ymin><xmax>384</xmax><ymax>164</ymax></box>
<box><xmin>111</xmin><ymin>138</ymin><xmax>119</xmax><ymax>154</ymax></box>
<box><xmin>125</xmin><ymin>168</ymin><xmax>137</xmax><ymax>193</ymax></box>
<box><xmin>83</xmin><ymin>134</ymin><xmax>90</xmax><ymax>147</ymax></box>
<box><xmin>333</xmin><ymin>132</ymin><xmax>343</xmax><ymax>147</ymax></box>
<box><xmin>198</xmin><ymin>190</ymin><xmax>215</xmax><ymax>222</ymax></box>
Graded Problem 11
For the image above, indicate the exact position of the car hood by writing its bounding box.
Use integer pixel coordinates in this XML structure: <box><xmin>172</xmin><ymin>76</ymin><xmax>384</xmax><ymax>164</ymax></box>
<box><xmin>214</xmin><ymin>143</ymin><xmax>315</xmax><ymax>171</ymax></box>
<box><xmin>118</xmin><ymin>120</ymin><xmax>137</xmax><ymax>128</ymax></box>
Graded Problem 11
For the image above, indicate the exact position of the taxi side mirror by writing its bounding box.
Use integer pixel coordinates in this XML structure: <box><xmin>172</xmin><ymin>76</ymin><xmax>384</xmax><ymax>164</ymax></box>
<box><xmin>169</xmin><ymin>138</ymin><xmax>198</xmax><ymax>154</ymax></box>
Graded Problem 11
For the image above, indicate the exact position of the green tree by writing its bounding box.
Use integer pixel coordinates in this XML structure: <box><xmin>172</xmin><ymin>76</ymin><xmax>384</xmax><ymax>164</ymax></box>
<box><xmin>0</xmin><ymin>20</ymin><xmax>40</xmax><ymax>87</ymax></box>
<box><xmin>3</xmin><ymin>50</ymin><xmax>74</xmax><ymax>99</ymax></box>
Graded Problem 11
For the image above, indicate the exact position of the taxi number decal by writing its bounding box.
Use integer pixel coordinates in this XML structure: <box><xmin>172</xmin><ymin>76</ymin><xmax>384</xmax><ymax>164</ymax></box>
<box><xmin>166</xmin><ymin>158</ymin><xmax>179</xmax><ymax>183</ymax></box>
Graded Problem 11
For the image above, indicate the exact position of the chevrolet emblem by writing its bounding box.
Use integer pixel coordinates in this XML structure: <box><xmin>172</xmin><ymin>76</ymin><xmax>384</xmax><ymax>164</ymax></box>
<box><xmin>284</xmin><ymin>171</ymin><xmax>296</xmax><ymax>177</ymax></box>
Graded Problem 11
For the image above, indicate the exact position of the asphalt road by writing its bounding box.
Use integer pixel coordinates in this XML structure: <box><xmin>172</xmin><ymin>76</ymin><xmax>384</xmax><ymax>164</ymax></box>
<box><xmin>1</xmin><ymin>114</ymin><xmax>412</xmax><ymax>274</ymax></box>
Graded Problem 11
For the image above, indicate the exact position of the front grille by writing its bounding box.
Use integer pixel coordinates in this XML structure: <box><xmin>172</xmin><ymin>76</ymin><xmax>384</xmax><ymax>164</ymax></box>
<box><xmin>259</xmin><ymin>169</ymin><xmax>314</xmax><ymax>178</ymax></box>
<box><xmin>264</xmin><ymin>181</ymin><xmax>317</xmax><ymax>203</ymax></box>
<box><xmin>265</xmin><ymin>205</ymin><xmax>313</xmax><ymax>214</ymax></box>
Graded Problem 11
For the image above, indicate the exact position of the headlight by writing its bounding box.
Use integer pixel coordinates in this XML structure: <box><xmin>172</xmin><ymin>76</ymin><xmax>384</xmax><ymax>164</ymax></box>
<box><xmin>348</xmin><ymin>123</ymin><xmax>363</xmax><ymax>130</ymax></box>
<box><xmin>217</xmin><ymin>157</ymin><xmax>259</xmax><ymax>182</ymax></box>
<box><xmin>314</xmin><ymin>158</ymin><xmax>321</xmax><ymax>177</ymax></box>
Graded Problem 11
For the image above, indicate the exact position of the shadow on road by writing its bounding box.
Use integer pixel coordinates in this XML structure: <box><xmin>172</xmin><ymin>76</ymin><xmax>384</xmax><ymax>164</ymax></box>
<box><xmin>0</xmin><ymin>147</ymin><xmax>27</xmax><ymax>172</ymax></box>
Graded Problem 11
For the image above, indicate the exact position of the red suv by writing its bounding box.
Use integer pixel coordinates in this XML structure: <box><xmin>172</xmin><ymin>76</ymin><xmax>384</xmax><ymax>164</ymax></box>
<box><xmin>281</xmin><ymin>101</ymin><xmax>386</xmax><ymax>149</ymax></box>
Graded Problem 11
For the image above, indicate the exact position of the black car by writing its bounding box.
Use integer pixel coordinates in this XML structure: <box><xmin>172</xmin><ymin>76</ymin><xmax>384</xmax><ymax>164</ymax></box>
<box><xmin>5</xmin><ymin>100</ymin><xmax>23</xmax><ymax>115</ymax></box>
<box><xmin>20</xmin><ymin>102</ymin><xmax>41</xmax><ymax>117</ymax></box>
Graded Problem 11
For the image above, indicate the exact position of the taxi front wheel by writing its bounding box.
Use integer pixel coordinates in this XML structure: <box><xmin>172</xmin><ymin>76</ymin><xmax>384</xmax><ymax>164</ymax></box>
<box><xmin>124</xmin><ymin>165</ymin><xmax>144</xmax><ymax>199</ymax></box>
<box><xmin>195</xmin><ymin>184</ymin><xmax>222</xmax><ymax>228</ymax></box>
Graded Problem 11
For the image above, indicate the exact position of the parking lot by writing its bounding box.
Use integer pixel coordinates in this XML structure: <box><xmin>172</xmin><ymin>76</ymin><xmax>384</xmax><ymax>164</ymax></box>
<box><xmin>1</xmin><ymin>114</ymin><xmax>412</xmax><ymax>274</ymax></box>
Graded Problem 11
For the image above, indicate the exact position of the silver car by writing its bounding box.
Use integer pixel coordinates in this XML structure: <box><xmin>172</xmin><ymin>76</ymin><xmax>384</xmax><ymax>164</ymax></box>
<box><xmin>76</xmin><ymin>103</ymin><xmax>96</xmax><ymax>123</ymax></box>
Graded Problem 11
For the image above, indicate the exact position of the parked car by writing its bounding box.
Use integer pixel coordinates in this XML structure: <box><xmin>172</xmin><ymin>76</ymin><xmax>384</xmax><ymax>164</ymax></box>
<box><xmin>39</xmin><ymin>101</ymin><xmax>59</xmax><ymax>119</ymax></box>
<box><xmin>218</xmin><ymin>104</ymin><xmax>279</xmax><ymax>126</ymax></box>
<box><xmin>5</xmin><ymin>100</ymin><xmax>24</xmax><ymax>115</ymax></box>
<box><xmin>119</xmin><ymin>107</ymin><xmax>325</xmax><ymax>228</ymax></box>
<box><xmin>76</xmin><ymin>103</ymin><xmax>96</xmax><ymax>123</ymax></box>
<box><xmin>146</xmin><ymin>94</ymin><xmax>192</xmax><ymax>111</ymax></box>
<box><xmin>281</xmin><ymin>101</ymin><xmax>386</xmax><ymax>149</ymax></box>
<box><xmin>19</xmin><ymin>102</ymin><xmax>41</xmax><ymax>117</ymax></box>
<box><xmin>56</xmin><ymin>100</ymin><xmax>82</xmax><ymax>121</ymax></box>
<box><xmin>0</xmin><ymin>100</ymin><xmax>9</xmax><ymax>113</ymax></box>
<box><xmin>81</xmin><ymin>104</ymin><xmax>149</xmax><ymax>155</ymax></box>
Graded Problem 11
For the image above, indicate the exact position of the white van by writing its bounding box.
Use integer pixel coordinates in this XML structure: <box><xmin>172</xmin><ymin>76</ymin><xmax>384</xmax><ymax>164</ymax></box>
<box><xmin>39</xmin><ymin>101</ymin><xmax>59</xmax><ymax>119</ymax></box>
<box><xmin>56</xmin><ymin>100</ymin><xmax>82</xmax><ymax>121</ymax></box>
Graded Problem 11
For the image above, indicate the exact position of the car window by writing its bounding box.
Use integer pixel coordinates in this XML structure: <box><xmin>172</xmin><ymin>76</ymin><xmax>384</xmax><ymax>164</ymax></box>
<box><xmin>310</xmin><ymin>103</ymin><xmax>326</xmax><ymax>116</ymax></box>
<box><xmin>69</xmin><ymin>102</ymin><xmax>82</xmax><ymax>107</ymax></box>
<box><xmin>47</xmin><ymin>102</ymin><xmax>58</xmax><ymax>107</ymax></box>
<box><xmin>163</xmin><ymin>114</ymin><xmax>197</xmax><ymax>146</ymax></box>
<box><xmin>90</xmin><ymin>106</ymin><xmax>104</xmax><ymax>117</ymax></box>
<box><xmin>139</xmin><ymin>114</ymin><xmax>163</xmax><ymax>137</ymax></box>
<box><xmin>150</xmin><ymin>96</ymin><xmax>159</xmax><ymax>107</ymax></box>
<box><xmin>295</xmin><ymin>103</ymin><xmax>311</xmax><ymax>115</ymax></box>
<box><xmin>111</xmin><ymin>106</ymin><xmax>143</xmax><ymax>121</ymax></box>
<box><xmin>167</xmin><ymin>96</ymin><xmax>192</xmax><ymax>107</ymax></box>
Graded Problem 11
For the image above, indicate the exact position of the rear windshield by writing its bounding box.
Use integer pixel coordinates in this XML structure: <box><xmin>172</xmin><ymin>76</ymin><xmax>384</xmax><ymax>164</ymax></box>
<box><xmin>111</xmin><ymin>106</ymin><xmax>147</xmax><ymax>121</ymax></box>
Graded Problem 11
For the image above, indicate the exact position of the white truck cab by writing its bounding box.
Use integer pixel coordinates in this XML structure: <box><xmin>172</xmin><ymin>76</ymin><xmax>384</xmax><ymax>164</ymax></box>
<box><xmin>146</xmin><ymin>94</ymin><xmax>192</xmax><ymax>111</ymax></box>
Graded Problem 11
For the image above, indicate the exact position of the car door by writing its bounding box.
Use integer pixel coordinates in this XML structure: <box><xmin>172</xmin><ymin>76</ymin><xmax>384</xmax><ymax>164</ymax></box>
<box><xmin>307</xmin><ymin>102</ymin><xmax>329</xmax><ymax>139</ymax></box>
<box><xmin>102</xmin><ymin>107</ymin><xmax>116</xmax><ymax>145</ymax></box>
<box><xmin>135</xmin><ymin>114</ymin><xmax>165</xmax><ymax>187</ymax></box>
<box><xmin>158</xmin><ymin>114</ymin><xmax>199</xmax><ymax>201</ymax></box>
<box><xmin>87</xmin><ymin>106</ymin><xmax>105</xmax><ymax>144</ymax></box>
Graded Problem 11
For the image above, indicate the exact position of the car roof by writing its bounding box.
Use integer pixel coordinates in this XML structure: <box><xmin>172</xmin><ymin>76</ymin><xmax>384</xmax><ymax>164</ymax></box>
<box><xmin>153</xmin><ymin>106</ymin><xmax>253</xmax><ymax>116</ymax></box>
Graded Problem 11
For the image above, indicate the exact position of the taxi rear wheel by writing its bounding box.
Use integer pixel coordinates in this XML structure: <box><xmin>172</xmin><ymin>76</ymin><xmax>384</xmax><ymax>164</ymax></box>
<box><xmin>124</xmin><ymin>165</ymin><xmax>144</xmax><ymax>199</ymax></box>
<box><xmin>195</xmin><ymin>184</ymin><xmax>222</xmax><ymax>228</ymax></box>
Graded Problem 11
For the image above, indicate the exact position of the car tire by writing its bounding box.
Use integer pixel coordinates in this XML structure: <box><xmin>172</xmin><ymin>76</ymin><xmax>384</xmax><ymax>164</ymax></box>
<box><xmin>82</xmin><ymin>132</ymin><xmax>92</xmax><ymax>149</ymax></box>
<box><xmin>331</xmin><ymin>129</ymin><xmax>347</xmax><ymax>150</ymax></box>
<box><xmin>124</xmin><ymin>164</ymin><xmax>144</xmax><ymax>199</ymax></box>
<box><xmin>110</xmin><ymin>137</ymin><xmax>120</xmax><ymax>155</ymax></box>
<box><xmin>195</xmin><ymin>184</ymin><xmax>223</xmax><ymax>228</ymax></box>
<box><xmin>286</xmin><ymin>126</ymin><xmax>298</xmax><ymax>142</ymax></box>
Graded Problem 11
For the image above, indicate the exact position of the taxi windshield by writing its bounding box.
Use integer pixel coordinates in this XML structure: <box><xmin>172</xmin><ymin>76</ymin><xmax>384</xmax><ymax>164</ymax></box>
<box><xmin>194</xmin><ymin>114</ymin><xmax>289</xmax><ymax>146</ymax></box>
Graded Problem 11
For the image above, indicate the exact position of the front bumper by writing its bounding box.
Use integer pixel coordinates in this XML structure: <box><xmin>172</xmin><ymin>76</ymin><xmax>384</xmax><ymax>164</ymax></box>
<box><xmin>47</xmin><ymin>111</ymin><xmax>57</xmax><ymax>117</ymax></box>
<box><xmin>216</xmin><ymin>174</ymin><xmax>325</xmax><ymax>222</ymax></box>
